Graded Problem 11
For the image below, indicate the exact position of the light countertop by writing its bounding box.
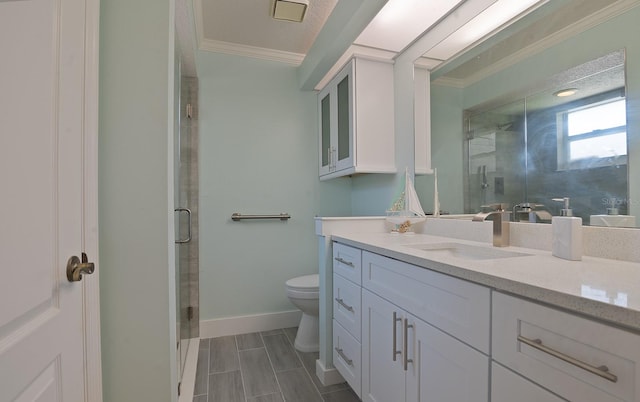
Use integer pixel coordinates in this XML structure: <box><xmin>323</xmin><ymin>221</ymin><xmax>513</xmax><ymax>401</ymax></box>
<box><xmin>332</xmin><ymin>232</ymin><xmax>640</xmax><ymax>333</ymax></box>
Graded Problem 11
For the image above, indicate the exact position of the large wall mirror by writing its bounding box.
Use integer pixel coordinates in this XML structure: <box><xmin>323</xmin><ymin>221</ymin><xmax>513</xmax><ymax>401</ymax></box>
<box><xmin>416</xmin><ymin>0</ymin><xmax>640</xmax><ymax>228</ymax></box>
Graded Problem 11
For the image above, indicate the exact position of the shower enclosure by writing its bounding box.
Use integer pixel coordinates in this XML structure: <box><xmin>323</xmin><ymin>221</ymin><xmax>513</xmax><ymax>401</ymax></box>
<box><xmin>174</xmin><ymin>75</ymin><xmax>199</xmax><ymax>386</ymax></box>
<box><xmin>463</xmin><ymin>50</ymin><xmax>628</xmax><ymax>224</ymax></box>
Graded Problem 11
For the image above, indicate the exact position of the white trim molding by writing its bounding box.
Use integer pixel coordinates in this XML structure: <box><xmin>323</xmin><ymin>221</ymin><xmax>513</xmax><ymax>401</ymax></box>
<box><xmin>199</xmin><ymin>310</ymin><xmax>302</xmax><ymax>339</ymax></box>
<box><xmin>199</xmin><ymin>38</ymin><xmax>305</xmax><ymax>65</ymax></box>
<box><xmin>316</xmin><ymin>359</ymin><xmax>345</xmax><ymax>386</ymax></box>
<box><xmin>83</xmin><ymin>0</ymin><xmax>102</xmax><ymax>399</ymax></box>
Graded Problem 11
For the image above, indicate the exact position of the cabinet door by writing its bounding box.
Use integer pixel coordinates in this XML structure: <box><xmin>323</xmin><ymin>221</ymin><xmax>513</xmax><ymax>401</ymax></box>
<box><xmin>334</xmin><ymin>64</ymin><xmax>354</xmax><ymax>172</ymax></box>
<box><xmin>406</xmin><ymin>315</ymin><xmax>489</xmax><ymax>402</ymax></box>
<box><xmin>362</xmin><ymin>289</ymin><xmax>406</xmax><ymax>402</ymax></box>
<box><xmin>318</xmin><ymin>89</ymin><xmax>332</xmax><ymax>176</ymax></box>
<box><xmin>491</xmin><ymin>363</ymin><xmax>564</xmax><ymax>402</ymax></box>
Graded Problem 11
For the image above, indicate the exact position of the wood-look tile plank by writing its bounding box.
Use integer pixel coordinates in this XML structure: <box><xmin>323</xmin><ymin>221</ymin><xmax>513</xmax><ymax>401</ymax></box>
<box><xmin>208</xmin><ymin>371</ymin><xmax>245</xmax><ymax>402</ymax></box>
<box><xmin>239</xmin><ymin>348</ymin><xmax>280</xmax><ymax>397</ymax></box>
<box><xmin>260</xmin><ymin>329</ymin><xmax>284</xmax><ymax>336</ymax></box>
<box><xmin>322</xmin><ymin>388</ymin><xmax>360</xmax><ymax>402</ymax></box>
<box><xmin>236</xmin><ymin>332</ymin><xmax>263</xmax><ymax>350</ymax></box>
<box><xmin>283</xmin><ymin>327</ymin><xmax>297</xmax><ymax>345</ymax></box>
<box><xmin>263</xmin><ymin>334</ymin><xmax>302</xmax><ymax>372</ymax></box>
<box><xmin>193</xmin><ymin>345</ymin><xmax>209</xmax><ymax>396</ymax></box>
<box><xmin>209</xmin><ymin>336</ymin><xmax>239</xmax><ymax>373</ymax></box>
<box><xmin>247</xmin><ymin>393</ymin><xmax>285</xmax><ymax>402</ymax></box>
<box><xmin>276</xmin><ymin>368</ymin><xmax>323</xmax><ymax>402</ymax></box>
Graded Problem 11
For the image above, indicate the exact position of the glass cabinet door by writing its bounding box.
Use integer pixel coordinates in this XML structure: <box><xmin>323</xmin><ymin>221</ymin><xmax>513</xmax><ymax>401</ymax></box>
<box><xmin>336</xmin><ymin>72</ymin><xmax>353</xmax><ymax>170</ymax></box>
<box><xmin>320</xmin><ymin>92</ymin><xmax>331</xmax><ymax>174</ymax></box>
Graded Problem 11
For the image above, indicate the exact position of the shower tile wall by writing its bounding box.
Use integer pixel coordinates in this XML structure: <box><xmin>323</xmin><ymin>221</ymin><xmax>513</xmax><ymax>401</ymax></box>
<box><xmin>180</xmin><ymin>76</ymin><xmax>199</xmax><ymax>339</ymax></box>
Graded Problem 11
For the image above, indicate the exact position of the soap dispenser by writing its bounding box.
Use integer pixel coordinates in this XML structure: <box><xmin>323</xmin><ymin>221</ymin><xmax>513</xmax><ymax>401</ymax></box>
<box><xmin>551</xmin><ymin>197</ymin><xmax>582</xmax><ymax>261</ymax></box>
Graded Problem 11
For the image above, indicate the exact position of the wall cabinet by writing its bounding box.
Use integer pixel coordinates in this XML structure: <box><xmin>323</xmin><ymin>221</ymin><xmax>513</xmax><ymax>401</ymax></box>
<box><xmin>318</xmin><ymin>58</ymin><xmax>395</xmax><ymax>180</ymax></box>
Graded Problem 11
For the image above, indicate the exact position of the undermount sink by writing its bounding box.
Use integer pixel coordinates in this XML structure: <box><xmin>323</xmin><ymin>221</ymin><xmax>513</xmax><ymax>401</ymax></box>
<box><xmin>403</xmin><ymin>242</ymin><xmax>532</xmax><ymax>261</ymax></box>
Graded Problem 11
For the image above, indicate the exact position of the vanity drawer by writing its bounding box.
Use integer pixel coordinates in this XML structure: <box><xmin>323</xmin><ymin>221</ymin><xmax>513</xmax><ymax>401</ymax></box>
<box><xmin>362</xmin><ymin>251</ymin><xmax>490</xmax><ymax>353</ymax></box>
<box><xmin>493</xmin><ymin>292</ymin><xmax>640</xmax><ymax>402</ymax></box>
<box><xmin>333</xmin><ymin>273</ymin><xmax>361</xmax><ymax>340</ymax></box>
<box><xmin>333</xmin><ymin>242</ymin><xmax>362</xmax><ymax>285</ymax></box>
<box><xmin>333</xmin><ymin>319</ymin><xmax>361</xmax><ymax>398</ymax></box>
<box><xmin>491</xmin><ymin>363</ymin><xmax>564</xmax><ymax>402</ymax></box>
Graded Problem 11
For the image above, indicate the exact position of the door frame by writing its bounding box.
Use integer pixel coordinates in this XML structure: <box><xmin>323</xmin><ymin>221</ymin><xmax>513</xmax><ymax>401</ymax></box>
<box><xmin>82</xmin><ymin>0</ymin><xmax>103</xmax><ymax>399</ymax></box>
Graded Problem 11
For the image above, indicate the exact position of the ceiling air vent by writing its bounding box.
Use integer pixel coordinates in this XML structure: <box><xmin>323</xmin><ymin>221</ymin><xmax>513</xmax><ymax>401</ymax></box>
<box><xmin>272</xmin><ymin>0</ymin><xmax>308</xmax><ymax>23</ymax></box>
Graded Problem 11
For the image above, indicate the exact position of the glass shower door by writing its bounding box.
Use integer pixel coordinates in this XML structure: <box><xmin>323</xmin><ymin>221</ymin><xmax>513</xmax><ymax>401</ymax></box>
<box><xmin>174</xmin><ymin>75</ymin><xmax>199</xmax><ymax>388</ymax></box>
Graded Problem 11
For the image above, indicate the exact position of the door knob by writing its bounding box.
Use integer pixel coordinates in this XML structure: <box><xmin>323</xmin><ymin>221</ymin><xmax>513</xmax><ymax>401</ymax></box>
<box><xmin>67</xmin><ymin>252</ymin><xmax>95</xmax><ymax>282</ymax></box>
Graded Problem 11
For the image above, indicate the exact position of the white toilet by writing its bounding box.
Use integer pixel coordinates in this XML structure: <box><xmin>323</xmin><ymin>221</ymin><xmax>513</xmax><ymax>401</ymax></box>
<box><xmin>285</xmin><ymin>274</ymin><xmax>319</xmax><ymax>352</ymax></box>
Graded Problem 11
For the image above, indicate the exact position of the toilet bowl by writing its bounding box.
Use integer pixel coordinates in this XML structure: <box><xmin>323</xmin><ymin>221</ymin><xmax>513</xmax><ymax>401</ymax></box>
<box><xmin>286</xmin><ymin>274</ymin><xmax>319</xmax><ymax>352</ymax></box>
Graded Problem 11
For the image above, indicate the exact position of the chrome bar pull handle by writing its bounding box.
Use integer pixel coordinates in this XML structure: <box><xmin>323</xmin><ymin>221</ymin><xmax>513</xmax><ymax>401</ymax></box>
<box><xmin>334</xmin><ymin>297</ymin><xmax>354</xmax><ymax>312</ymax></box>
<box><xmin>403</xmin><ymin>318</ymin><xmax>414</xmax><ymax>371</ymax></box>
<box><xmin>517</xmin><ymin>335</ymin><xmax>618</xmax><ymax>383</ymax></box>
<box><xmin>334</xmin><ymin>257</ymin><xmax>354</xmax><ymax>267</ymax></box>
<box><xmin>392</xmin><ymin>312</ymin><xmax>402</xmax><ymax>361</ymax></box>
<box><xmin>335</xmin><ymin>347</ymin><xmax>353</xmax><ymax>366</ymax></box>
<box><xmin>175</xmin><ymin>208</ymin><xmax>192</xmax><ymax>244</ymax></box>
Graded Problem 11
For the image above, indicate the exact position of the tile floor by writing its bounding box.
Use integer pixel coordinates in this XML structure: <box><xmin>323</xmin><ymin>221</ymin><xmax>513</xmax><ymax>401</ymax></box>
<box><xmin>192</xmin><ymin>327</ymin><xmax>360</xmax><ymax>402</ymax></box>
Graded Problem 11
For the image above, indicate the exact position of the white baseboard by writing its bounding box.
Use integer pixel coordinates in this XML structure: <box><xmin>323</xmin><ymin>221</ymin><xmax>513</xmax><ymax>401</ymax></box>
<box><xmin>200</xmin><ymin>310</ymin><xmax>302</xmax><ymax>338</ymax></box>
<box><xmin>178</xmin><ymin>338</ymin><xmax>199</xmax><ymax>402</ymax></box>
<box><xmin>315</xmin><ymin>358</ymin><xmax>345</xmax><ymax>386</ymax></box>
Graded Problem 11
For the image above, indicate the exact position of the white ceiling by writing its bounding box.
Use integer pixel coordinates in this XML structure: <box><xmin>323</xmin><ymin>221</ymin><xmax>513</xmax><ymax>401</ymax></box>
<box><xmin>195</xmin><ymin>0</ymin><xmax>338</xmax><ymax>64</ymax></box>
<box><xmin>192</xmin><ymin>0</ymin><xmax>552</xmax><ymax>70</ymax></box>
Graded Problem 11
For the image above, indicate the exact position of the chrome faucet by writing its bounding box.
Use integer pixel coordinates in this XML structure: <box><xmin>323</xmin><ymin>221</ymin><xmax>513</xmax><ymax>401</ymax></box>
<box><xmin>472</xmin><ymin>203</ymin><xmax>511</xmax><ymax>247</ymax></box>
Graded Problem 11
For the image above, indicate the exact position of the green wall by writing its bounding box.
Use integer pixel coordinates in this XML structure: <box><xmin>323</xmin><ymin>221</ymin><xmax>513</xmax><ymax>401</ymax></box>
<box><xmin>427</xmin><ymin>6</ymin><xmax>640</xmax><ymax>216</ymax></box>
<box><xmin>99</xmin><ymin>0</ymin><xmax>177</xmax><ymax>400</ymax></box>
<box><xmin>197</xmin><ymin>51</ymin><xmax>351</xmax><ymax>320</ymax></box>
<box><xmin>416</xmin><ymin>84</ymin><xmax>464</xmax><ymax>214</ymax></box>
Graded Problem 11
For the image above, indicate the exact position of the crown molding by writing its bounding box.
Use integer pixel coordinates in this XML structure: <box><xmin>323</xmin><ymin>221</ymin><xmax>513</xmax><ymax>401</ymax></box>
<box><xmin>199</xmin><ymin>38</ymin><xmax>305</xmax><ymax>65</ymax></box>
<box><xmin>438</xmin><ymin>0</ymin><xmax>639</xmax><ymax>88</ymax></box>
<box><xmin>314</xmin><ymin>45</ymin><xmax>396</xmax><ymax>90</ymax></box>
<box><xmin>432</xmin><ymin>76</ymin><xmax>465</xmax><ymax>88</ymax></box>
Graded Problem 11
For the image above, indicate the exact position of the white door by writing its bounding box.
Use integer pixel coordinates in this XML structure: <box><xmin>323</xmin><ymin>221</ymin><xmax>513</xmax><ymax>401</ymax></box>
<box><xmin>0</xmin><ymin>0</ymin><xmax>100</xmax><ymax>401</ymax></box>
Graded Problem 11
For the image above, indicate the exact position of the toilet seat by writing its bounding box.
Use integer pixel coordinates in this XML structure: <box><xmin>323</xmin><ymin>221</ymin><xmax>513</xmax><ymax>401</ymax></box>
<box><xmin>285</xmin><ymin>274</ymin><xmax>319</xmax><ymax>290</ymax></box>
<box><xmin>286</xmin><ymin>274</ymin><xmax>319</xmax><ymax>299</ymax></box>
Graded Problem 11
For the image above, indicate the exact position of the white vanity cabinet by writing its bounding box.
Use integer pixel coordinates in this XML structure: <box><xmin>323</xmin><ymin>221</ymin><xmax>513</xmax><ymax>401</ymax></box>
<box><xmin>359</xmin><ymin>249</ymin><xmax>490</xmax><ymax>401</ymax></box>
<box><xmin>318</xmin><ymin>57</ymin><xmax>395</xmax><ymax>180</ymax></box>
<box><xmin>491</xmin><ymin>363</ymin><xmax>564</xmax><ymax>402</ymax></box>
<box><xmin>492</xmin><ymin>292</ymin><xmax>640</xmax><ymax>402</ymax></box>
<box><xmin>332</xmin><ymin>243</ymin><xmax>363</xmax><ymax>397</ymax></box>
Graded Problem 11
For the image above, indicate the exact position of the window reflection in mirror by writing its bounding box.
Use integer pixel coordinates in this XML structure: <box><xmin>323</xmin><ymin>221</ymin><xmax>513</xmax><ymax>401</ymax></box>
<box><xmin>463</xmin><ymin>50</ymin><xmax>628</xmax><ymax>225</ymax></box>
<box><xmin>420</xmin><ymin>2</ymin><xmax>640</xmax><ymax>228</ymax></box>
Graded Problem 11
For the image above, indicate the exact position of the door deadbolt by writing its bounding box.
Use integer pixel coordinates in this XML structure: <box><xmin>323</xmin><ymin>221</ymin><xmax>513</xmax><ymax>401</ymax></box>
<box><xmin>67</xmin><ymin>252</ymin><xmax>95</xmax><ymax>282</ymax></box>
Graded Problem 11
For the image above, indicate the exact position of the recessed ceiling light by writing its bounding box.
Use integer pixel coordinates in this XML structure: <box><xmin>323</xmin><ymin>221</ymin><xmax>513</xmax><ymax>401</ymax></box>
<box><xmin>273</xmin><ymin>0</ymin><xmax>309</xmax><ymax>23</ymax></box>
<box><xmin>554</xmin><ymin>88</ymin><xmax>578</xmax><ymax>97</ymax></box>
